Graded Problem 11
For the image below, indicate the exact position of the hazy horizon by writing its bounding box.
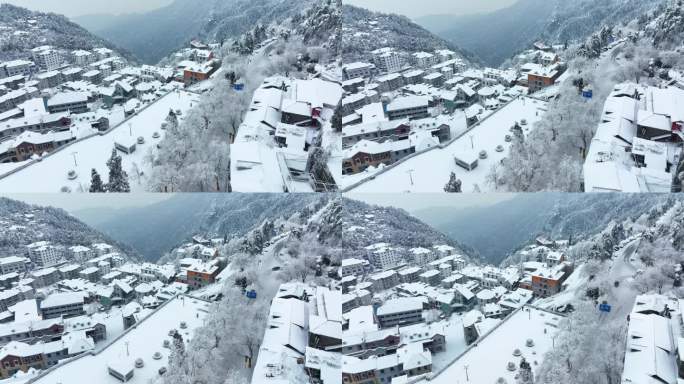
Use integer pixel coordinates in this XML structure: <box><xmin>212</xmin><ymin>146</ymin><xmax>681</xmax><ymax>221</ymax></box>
<box><xmin>1</xmin><ymin>194</ymin><xmax>174</xmax><ymax>213</ymax></box>
<box><xmin>349</xmin><ymin>193</ymin><xmax>517</xmax><ymax>214</ymax></box>
<box><xmin>0</xmin><ymin>0</ymin><xmax>173</xmax><ymax>17</ymax></box>
<box><xmin>343</xmin><ymin>0</ymin><xmax>518</xmax><ymax>19</ymax></box>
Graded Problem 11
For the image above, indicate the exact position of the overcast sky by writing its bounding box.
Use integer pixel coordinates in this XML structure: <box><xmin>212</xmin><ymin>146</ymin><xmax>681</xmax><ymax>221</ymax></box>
<box><xmin>2</xmin><ymin>194</ymin><xmax>174</xmax><ymax>213</ymax></box>
<box><xmin>343</xmin><ymin>0</ymin><xmax>518</xmax><ymax>19</ymax></box>
<box><xmin>0</xmin><ymin>0</ymin><xmax>172</xmax><ymax>17</ymax></box>
<box><xmin>348</xmin><ymin>193</ymin><xmax>516</xmax><ymax>214</ymax></box>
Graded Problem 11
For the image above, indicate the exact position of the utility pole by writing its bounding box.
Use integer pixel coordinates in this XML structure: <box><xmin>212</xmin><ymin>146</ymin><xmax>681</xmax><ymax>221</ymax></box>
<box><xmin>464</xmin><ymin>365</ymin><xmax>469</xmax><ymax>381</ymax></box>
<box><xmin>71</xmin><ymin>152</ymin><xmax>78</xmax><ymax>167</ymax></box>
<box><xmin>407</xmin><ymin>169</ymin><xmax>415</xmax><ymax>186</ymax></box>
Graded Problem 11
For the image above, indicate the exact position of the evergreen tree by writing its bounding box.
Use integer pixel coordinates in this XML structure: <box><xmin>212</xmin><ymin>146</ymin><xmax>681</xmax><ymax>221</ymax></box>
<box><xmin>89</xmin><ymin>169</ymin><xmax>105</xmax><ymax>193</ymax></box>
<box><xmin>518</xmin><ymin>358</ymin><xmax>534</xmax><ymax>383</ymax></box>
<box><xmin>444</xmin><ymin>172</ymin><xmax>462</xmax><ymax>193</ymax></box>
<box><xmin>166</xmin><ymin>109</ymin><xmax>179</xmax><ymax>133</ymax></box>
<box><xmin>106</xmin><ymin>149</ymin><xmax>130</xmax><ymax>193</ymax></box>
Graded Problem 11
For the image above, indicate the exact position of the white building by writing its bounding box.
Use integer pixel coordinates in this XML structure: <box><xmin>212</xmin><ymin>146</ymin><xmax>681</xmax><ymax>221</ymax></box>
<box><xmin>68</xmin><ymin>245</ymin><xmax>92</xmax><ymax>262</ymax></box>
<box><xmin>365</xmin><ymin>243</ymin><xmax>401</xmax><ymax>270</ymax></box>
<box><xmin>26</xmin><ymin>241</ymin><xmax>62</xmax><ymax>267</ymax></box>
<box><xmin>409</xmin><ymin>247</ymin><xmax>435</xmax><ymax>266</ymax></box>
<box><xmin>32</xmin><ymin>46</ymin><xmax>62</xmax><ymax>71</ymax></box>
<box><xmin>91</xmin><ymin>243</ymin><xmax>113</xmax><ymax>256</ymax></box>
<box><xmin>372</xmin><ymin>47</ymin><xmax>402</xmax><ymax>74</ymax></box>
<box><xmin>411</xmin><ymin>52</ymin><xmax>437</xmax><ymax>69</ymax></box>
<box><xmin>71</xmin><ymin>50</ymin><xmax>93</xmax><ymax>67</ymax></box>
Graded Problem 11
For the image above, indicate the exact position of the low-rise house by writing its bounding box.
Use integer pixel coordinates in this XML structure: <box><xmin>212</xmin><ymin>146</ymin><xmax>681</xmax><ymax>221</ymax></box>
<box><xmin>47</xmin><ymin>92</ymin><xmax>89</xmax><ymax>114</ymax></box>
<box><xmin>342</xmin><ymin>120</ymin><xmax>410</xmax><ymax>148</ymax></box>
<box><xmin>40</xmin><ymin>292</ymin><xmax>87</xmax><ymax>319</ymax></box>
<box><xmin>376</xmin><ymin>297</ymin><xmax>424</xmax><ymax>328</ymax></box>
<box><xmin>0</xmin><ymin>257</ymin><xmax>28</xmax><ymax>275</ymax></box>
<box><xmin>419</xmin><ymin>270</ymin><xmax>441</xmax><ymax>286</ymax></box>
<box><xmin>0</xmin><ymin>113</ymin><xmax>71</xmax><ymax>141</ymax></box>
<box><xmin>183</xmin><ymin>61</ymin><xmax>218</xmax><ymax>87</ymax></box>
<box><xmin>0</xmin><ymin>130</ymin><xmax>75</xmax><ymax>162</ymax></box>
<box><xmin>0</xmin><ymin>286</ymin><xmax>34</xmax><ymax>312</ymax></box>
<box><xmin>342</xmin><ymin>139</ymin><xmax>415</xmax><ymax>175</ymax></box>
<box><xmin>185</xmin><ymin>260</ymin><xmax>221</xmax><ymax>289</ymax></box>
<box><xmin>370</xmin><ymin>270</ymin><xmax>399</xmax><ymax>291</ymax></box>
<box><xmin>0</xmin><ymin>336</ymin><xmax>93</xmax><ymax>379</ymax></box>
<box><xmin>79</xmin><ymin>266</ymin><xmax>100</xmax><ymax>283</ymax></box>
<box><xmin>342</xmin><ymin>62</ymin><xmax>375</xmax><ymax>80</ymax></box>
<box><xmin>30</xmin><ymin>267</ymin><xmax>58</xmax><ymax>288</ymax></box>
<box><xmin>339</xmin><ymin>258</ymin><xmax>367</xmax><ymax>278</ymax></box>
<box><xmin>386</xmin><ymin>96</ymin><xmax>430</xmax><ymax>121</ymax></box>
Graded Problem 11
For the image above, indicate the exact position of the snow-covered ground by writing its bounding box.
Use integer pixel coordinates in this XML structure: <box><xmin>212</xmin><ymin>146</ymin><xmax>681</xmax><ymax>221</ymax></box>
<box><xmin>0</xmin><ymin>90</ymin><xmax>200</xmax><ymax>193</ymax></box>
<box><xmin>344</xmin><ymin>97</ymin><xmax>548</xmax><ymax>193</ymax></box>
<box><xmin>424</xmin><ymin>306</ymin><xmax>561</xmax><ymax>384</ymax></box>
<box><xmin>27</xmin><ymin>296</ymin><xmax>211</xmax><ymax>384</ymax></box>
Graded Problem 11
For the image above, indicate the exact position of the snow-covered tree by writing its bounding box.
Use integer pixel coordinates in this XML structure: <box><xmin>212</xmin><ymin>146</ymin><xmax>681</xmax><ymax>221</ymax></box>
<box><xmin>537</xmin><ymin>301</ymin><xmax>626</xmax><ymax>384</ymax></box>
<box><xmin>105</xmin><ymin>149</ymin><xmax>130</xmax><ymax>193</ymax></box>
<box><xmin>444</xmin><ymin>172</ymin><xmax>463</xmax><ymax>193</ymax></box>
<box><xmin>89</xmin><ymin>169</ymin><xmax>105</xmax><ymax>193</ymax></box>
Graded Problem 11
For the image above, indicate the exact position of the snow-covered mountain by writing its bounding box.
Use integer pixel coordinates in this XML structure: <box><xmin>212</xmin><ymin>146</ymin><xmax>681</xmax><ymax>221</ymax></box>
<box><xmin>74</xmin><ymin>0</ymin><xmax>326</xmax><ymax>64</ymax></box>
<box><xmin>76</xmin><ymin>194</ymin><xmax>335</xmax><ymax>262</ymax></box>
<box><xmin>414</xmin><ymin>194</ymin><xmax>669</xmax><ymax>266</ymax></box>
<box><xmin>342</xmin><ymin>4</ymin><xmax>473</xmax><ymax>64</ymax></box>
<box><xmin>0</xmin><ymin>4</ymin><xmax>135</xmax><ymax>62</ymax></box>
<box><xmin>639</xmin><ymin>0</ymin><xmax>684</xmax><ymax>48</ymax></box>
<box><xmin>342</xmin><ymin>198</ymin><xmax>478</xmax><ymax>259</ymax></box>
<box><xmin>418</xmin><ymin>0</ymin><xmax>665</xmax><ymax>66</ymax></box>
<box><xmin>0</xmin><ymin>197</ymin><xmax>138</xmax><ymax>259</ymax></box>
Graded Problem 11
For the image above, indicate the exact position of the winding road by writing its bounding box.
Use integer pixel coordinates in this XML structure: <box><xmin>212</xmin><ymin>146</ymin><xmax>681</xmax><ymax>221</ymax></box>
<box><xmin>605</xmin><ymin>237</ymin><xmax>641</xmax><ymax>319</ymax></box>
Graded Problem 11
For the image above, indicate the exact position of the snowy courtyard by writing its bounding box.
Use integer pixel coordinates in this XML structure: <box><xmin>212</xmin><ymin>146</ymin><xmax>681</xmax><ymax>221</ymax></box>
<box><xmin>344</xmin><ymin>97</ymin><xmax>548</xmax><ymax>193</ymax></box>
<box><xmin>0</xmin><ymin>90</ymin><xmax>200</xmax><ymax>193</ymax></box>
